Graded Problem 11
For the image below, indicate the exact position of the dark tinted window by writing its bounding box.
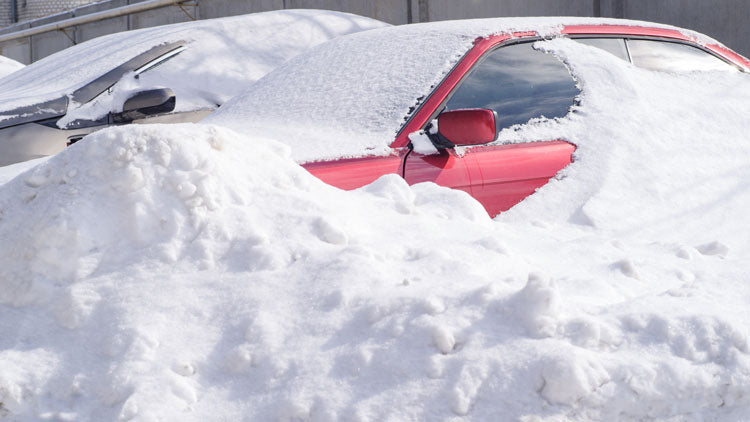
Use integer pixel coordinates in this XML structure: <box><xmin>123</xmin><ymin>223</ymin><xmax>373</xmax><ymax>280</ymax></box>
<box><xmin>574</xmin><ymin>38</ymin><xmax>629</xmax><ymax>61</ymax></box>
<box><xmin>627</xmin><ymin>39</ymin><xmax>738</xmax><ymax>72</ymax></box>
<box><xmin>445</xmin><ymin>42</ymin><xmax>580</xmax><ymax>133</ymax></box>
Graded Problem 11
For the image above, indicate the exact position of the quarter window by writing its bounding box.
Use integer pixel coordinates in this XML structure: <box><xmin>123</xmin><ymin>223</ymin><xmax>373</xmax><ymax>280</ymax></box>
<box><xmin>444</xmin><ymin>42</ymin><xmax>580</xmax><ymax>134</ymax></box>
<box><xmin>627</xmin><ymin>39</ymin><xmax>738</xmax><ymax>72</ymax></box>
<box><xmin>574</xmin><ymin>38</ymin><xmax>630</xmax><ymax>61</ymax></box>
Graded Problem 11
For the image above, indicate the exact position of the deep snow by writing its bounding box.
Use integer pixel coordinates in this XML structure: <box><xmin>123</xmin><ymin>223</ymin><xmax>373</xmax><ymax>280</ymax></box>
<box><xmin>1</xmin><ymin>22</ymin><xmax>750</xmax><ymax>422</ymax></box>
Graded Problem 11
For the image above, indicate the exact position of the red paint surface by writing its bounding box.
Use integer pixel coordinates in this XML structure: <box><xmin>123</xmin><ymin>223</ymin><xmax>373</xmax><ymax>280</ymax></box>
<box><xmin>302</xmin><ymin>152</ymin><xmax>406</xmax><ymax>190</ymax></box>
<box><xmin>438</xmin><ymin>109</ymin><xmax>496</xmax><ymax>146</ymax></box>
<box><xmin>463</xmin><ymin>141</ymin><xmax>576</xmax><ymax>215</ymax></box>
<box><xmin>403</xmin><ymin>149</ymin><xmax>474</xmax><ymax>196</ymax></box>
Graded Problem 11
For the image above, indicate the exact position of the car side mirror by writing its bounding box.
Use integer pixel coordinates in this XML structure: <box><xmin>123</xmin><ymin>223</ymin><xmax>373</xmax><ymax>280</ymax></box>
<box><xmin>434</xmin><ymin>108</ymin><xmax>497</xmax><ymax>147</ymax></box>
<box><xmin>111</xmin><ymin>88</ymin><xmax>176</xmax><ymax>123</ymax></box>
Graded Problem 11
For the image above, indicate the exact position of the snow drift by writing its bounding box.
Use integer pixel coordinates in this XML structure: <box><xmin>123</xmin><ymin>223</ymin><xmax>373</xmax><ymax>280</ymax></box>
<box><xmin>1</xmin><ymin>28</ymin><xmax>750</xmax><ymax>422</ymax></box>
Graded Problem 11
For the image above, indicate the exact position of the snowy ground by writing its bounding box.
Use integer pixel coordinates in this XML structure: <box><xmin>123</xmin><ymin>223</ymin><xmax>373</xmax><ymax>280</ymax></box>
<box><xmin>1</xmin><ymin>35</ymin><xmax>750</xmax><ymax>422</ymax></box>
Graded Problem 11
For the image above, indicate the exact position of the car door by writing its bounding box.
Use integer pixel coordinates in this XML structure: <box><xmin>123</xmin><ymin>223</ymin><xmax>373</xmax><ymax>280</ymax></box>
<box><xmin>404</xmin><ymin>41</ymin><xmax>580</xmax><ymax>216</ymax></box>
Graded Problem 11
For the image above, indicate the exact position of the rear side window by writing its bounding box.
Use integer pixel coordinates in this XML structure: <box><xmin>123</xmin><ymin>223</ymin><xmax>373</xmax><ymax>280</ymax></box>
<box><xmin>575</xmin><ymin>38</ymin><xmax>630</xmax><ymax>61</ymax></box>
<box><xmin>627</xmin><ymin>39</ymin><xmax>738</xmax><ymax>72</ymax></box>
<box><xmin>445</xmin><ymin>42</ymin><xmax>580</xmax><ymax>133</ymax></box>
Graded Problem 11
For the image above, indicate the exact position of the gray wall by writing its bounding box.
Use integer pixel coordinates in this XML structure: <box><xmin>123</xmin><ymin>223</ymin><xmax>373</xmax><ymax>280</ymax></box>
<box><xmin>1</xmin><ymin>0</ymin><xmax>749</xmax><ymax>64</ymax></box>
<box><xmin>598</xmin><ymin>0</ymin><xmax>750</xmax><ymax>56</ymax></box>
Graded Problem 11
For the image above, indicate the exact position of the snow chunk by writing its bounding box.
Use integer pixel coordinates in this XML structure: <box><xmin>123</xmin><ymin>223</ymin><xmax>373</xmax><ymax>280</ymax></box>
<box><xmin>512</xmin><ymin>273</ymin><xmax>560</xmax><ymax>338</ymax></box>
<box><xmin>540</xmin><ymin>350</ymin><xmax>610</xmax><ymax>405</ymax></box>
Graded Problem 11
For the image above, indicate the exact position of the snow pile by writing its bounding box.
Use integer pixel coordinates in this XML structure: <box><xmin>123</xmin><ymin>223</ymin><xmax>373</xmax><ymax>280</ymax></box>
<box><xmin>0</xmin><ymin>9</ymin><xmax>387</xmax><ymax>117</ymax></box>
<box><xmin>1</xmin><ymin>33</ymin><xmax>750</xmax><ymax>422</ymax></box>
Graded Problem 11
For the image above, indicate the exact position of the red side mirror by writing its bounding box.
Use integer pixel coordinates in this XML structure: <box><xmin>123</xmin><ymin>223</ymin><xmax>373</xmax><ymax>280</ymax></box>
<box><xmin>437</xmin><ymin>108</ymin><xmax>497</xmax><ymax>146</ymax></box>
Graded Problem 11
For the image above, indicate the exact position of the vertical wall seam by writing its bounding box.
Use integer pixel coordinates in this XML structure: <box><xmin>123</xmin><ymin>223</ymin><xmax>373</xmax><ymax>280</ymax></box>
<box><xmin>418</xmin><ymin>0</ymin><xmax>427</xmax><ymax>22</ymax></box>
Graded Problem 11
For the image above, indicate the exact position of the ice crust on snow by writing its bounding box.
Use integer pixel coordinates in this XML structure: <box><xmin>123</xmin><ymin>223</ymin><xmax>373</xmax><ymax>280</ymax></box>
<box><xmin>0</xmin><ymin>9</ymin><xmax>387</xmax><ymax>119</ymax></box>
<box><xmin>207</xmin><ymin>16</ymin><xmax>730</xmax><ymax>164</ymax></box>
<box><xmin>2</xmin><ymin>21</ymin><xmax>750</xmax><ymax>422</ymax></box>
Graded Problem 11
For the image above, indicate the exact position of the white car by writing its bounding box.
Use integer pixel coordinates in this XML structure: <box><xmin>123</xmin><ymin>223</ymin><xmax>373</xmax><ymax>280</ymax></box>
<box><xmin>0</xmin><ymin>9</ymin><xmax>388</xmax><ymax>166</ymax></box>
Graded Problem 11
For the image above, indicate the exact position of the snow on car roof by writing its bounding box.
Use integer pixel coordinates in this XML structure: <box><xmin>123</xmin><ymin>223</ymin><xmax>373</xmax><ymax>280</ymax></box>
<box><xmin>206</xmin><ymin>16</ymin><xmax>722</xmax><ymax>164</ymax></box>
<box><xmin>0</xmin><ymin>9</ymin><xmax>388</xmax><ymax>114</ymax></box>
<box><xmin>0</xmin><ymin>55</ymin><xmax>23</xmax><ymax>78</ymax></box>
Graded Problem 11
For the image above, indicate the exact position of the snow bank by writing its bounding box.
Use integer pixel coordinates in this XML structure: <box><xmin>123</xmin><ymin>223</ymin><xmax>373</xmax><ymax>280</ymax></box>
<box><xmin>2</xmin><ymin>30</ymin><xmax>750</xmax><ymax>422</ymax></box>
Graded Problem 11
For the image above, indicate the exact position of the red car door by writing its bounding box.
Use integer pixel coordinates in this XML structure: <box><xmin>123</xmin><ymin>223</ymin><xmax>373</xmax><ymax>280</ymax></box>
<box><xmin>403</xmin><ymin>149</ymin><xmax>475</xmax><ymax>196</ymax></box>
<box><xmin>463</xmin><ymin>141</ymin><xmax>574</xmax><ymax>215</ymax></box>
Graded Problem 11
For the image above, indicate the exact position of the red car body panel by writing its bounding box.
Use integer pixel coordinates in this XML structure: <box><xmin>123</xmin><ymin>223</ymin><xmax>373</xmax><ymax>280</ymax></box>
<box><xmin>403</xmin><ymin>149</ymin><xmax>474</xmax><ymax>195</ymax></box>
<box><xmin>438</xmin><ymin>109</ymin><xmax>497</xmax><ymax>146</ymax></box>
<box><xmin>302</xmin><ymin>24</ymin><xmax>750</xmax><ymax>217</ymax></box>
<box><xmin>303</xmin><ymin>152</ymin><xmax>406</xmax><ymax>190</ymax></box>
<box><xmin>463</xmin><ymin>141</ymin><xmax>576</xmax><ymax>215</ymax></box>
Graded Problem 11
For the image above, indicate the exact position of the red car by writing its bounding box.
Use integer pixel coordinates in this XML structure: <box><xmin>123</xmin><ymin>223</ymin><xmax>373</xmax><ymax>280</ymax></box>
<box><xmin>210</xmin><ymin>18</ymin><xmax>749</xmax><ymax>217</ymax></box>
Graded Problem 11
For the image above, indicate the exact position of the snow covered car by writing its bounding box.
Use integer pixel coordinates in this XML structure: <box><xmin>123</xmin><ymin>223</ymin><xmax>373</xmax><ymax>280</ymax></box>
<box><xmin>207</xmin><ymin>17</ymin><xmax>749</xmax><ymax>217</ymax></box>
<box><xmin>0</xmin><ymin>9</ymin><xmax>388</xmax><ymax>167</ymax></box>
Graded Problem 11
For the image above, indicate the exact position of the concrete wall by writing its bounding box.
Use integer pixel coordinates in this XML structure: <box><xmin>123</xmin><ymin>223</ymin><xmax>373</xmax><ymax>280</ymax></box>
<box><xmin>598</xmin><ymin>0</ymin><xmax>750</xmax><ymax>57</ymax></box>
<box><xmin>17</xmin><ymin>0</ymin><xmax>92</xmax><ymax>22</ymax></box>
<box><xmin>0</xmin><ymin>0</ymin><xmax>749</xmax><ymax>64</ymax></box>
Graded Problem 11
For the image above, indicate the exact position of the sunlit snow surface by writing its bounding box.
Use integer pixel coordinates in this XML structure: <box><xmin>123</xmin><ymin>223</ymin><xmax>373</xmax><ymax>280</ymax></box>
<box><xmin>1</xmin><ymin>34</ymin><xmax>750</xmax><ymax>421</ymax></box>
<box><xmin>0</xmin><ymin>56</ymin><xmax>23</xmax><ymax>79</ymax></box>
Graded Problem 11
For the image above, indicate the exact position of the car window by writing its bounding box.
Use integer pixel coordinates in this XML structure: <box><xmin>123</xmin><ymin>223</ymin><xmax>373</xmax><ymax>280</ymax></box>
<box><xmin>574</xmin><ymin>38</ymin><xmax>630</xmax><ymax>61</ymax></box>
<box><xmin>444</xmin><ymin>42</ymin><xmax>580</xmax><ymax>134</ymax></box>
<box><xmin>627</xmin><ymin>39</ymin><xmax>738</xmax><ymax>72</ymax></box>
